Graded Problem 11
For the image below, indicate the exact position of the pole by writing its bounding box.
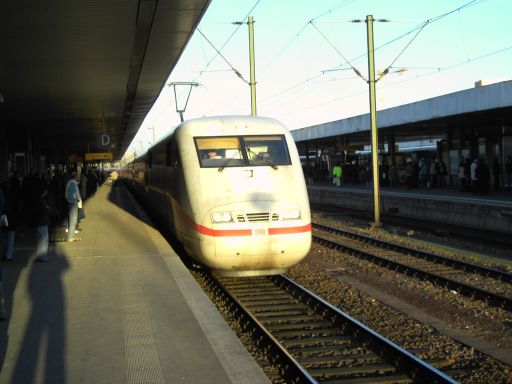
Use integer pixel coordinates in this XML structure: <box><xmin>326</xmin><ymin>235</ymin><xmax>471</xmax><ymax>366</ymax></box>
<box><xmin>248</xmin><ymin>16</ymin><xmax>257</xmax><ymax>116</ymax></box>
<box><xmin>366</xmin><ymin>15</ymin><xmax>381</xmax><ymax>227</ymax></box>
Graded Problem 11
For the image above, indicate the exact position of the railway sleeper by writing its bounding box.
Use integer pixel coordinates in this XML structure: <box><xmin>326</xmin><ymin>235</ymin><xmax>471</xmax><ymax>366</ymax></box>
<box><xmin>298</xmin><ymin>352</ymin><xmax>383</xmax><ymax>367</ymax></box>
<box><xmin>308</xmin><ymin>362</ymin><xmax>398</xmax><ymax>379</ymax></box>
<box><xmin>272</xmin><ymin>328</ymin><xmax>344</xmax><ymax>339</ymax></box>
<box><xmin>260</xmin><ymin>314</ymin><xmax>325</xmax><ymax>325</ymax></box>
<box><xmin>266</xmin><ymin>320</ymin><xmax>333</xmax><ymax>331</ymax></box>
<box><xmin>239</xmin><ymin>297</ymin><xmax>296</xmax><ymax>305</ymax></box>
<box><xmin>288</xmin><ymin>344</ymin><xmax>369</xmax><ymax>357</ymax></box>
<box><xmin>255</xmin><ymin>309</ymin><xmax>311</xmax><ymax>318</ymax></box>
<box><xmin>232</xmin><ymin>293</ymin><xmax>291</xmax><ymax>301</ymax></box>
<box><xmin>320</xmin><ymin>373</ymin><xmax>413</xmax><ymax>383</ymax></box>
<box><xmin>283</xmin><ymin>335</ymin><xmax>353</xmax><ymax>348</ymax></box>
<box><xmin>258</xmin><ymin>312</ymin><xmax>323</xmax><ymax>325</ymax></box>
<box><xmin>423</xmin><ymin>357</ymin><xmax>455</xmax><ymax>369</ymax></box>
<box><xmin>245</xmin><ymin>303</ymin><xmax>306</xmax><ymax>312</ymax></box>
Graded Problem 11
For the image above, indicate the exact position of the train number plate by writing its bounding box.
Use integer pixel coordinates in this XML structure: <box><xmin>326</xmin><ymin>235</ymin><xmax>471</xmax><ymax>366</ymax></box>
<box><xmin>253</xmin><ymin>228</ymin><xmax>266</xmax><ymax>236</ymax></box>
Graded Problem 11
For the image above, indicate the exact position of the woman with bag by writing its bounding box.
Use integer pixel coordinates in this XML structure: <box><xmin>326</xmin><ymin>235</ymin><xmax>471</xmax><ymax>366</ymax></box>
<box><xmin>65</xmin><ymin>171</ymin><xmax>82</xmax><ymax>242</ymax></box>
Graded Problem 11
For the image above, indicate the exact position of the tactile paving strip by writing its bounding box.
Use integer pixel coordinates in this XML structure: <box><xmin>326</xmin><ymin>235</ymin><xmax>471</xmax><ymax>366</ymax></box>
<box><xmin>122</xmin><ymin>262</ymin><xmax>165</xmax><ymax>384</ymax></box>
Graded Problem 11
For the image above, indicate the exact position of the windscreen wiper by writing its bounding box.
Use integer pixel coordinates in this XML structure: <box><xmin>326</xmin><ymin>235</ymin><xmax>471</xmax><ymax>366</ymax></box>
<box><xmin>247</xmin><ymin>148</ymin><xmax>277</xmax><ymax>169</ymax></box>
<box><xmin>218</xmin><ymin>151</ymin><xmax>243</xmax><ymax>172</ymax></box>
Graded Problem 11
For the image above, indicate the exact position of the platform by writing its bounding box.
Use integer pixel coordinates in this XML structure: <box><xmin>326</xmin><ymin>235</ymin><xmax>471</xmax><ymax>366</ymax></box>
<box><xmin>0</xmin><ymin>183</ymin><xmax>269</xmax><ymax>383</ymax></box>
<box><xmin>308</xmin><ymin>182</ymin><xmax>512</xmax><ymax>234</ymax></box>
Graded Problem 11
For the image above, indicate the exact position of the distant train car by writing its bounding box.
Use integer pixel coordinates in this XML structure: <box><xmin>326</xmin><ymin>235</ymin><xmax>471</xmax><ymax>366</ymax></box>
<box><xmin>121</xmin><ymin>116</ymin><xmax>311</xmax><ymax>276</ymax></box>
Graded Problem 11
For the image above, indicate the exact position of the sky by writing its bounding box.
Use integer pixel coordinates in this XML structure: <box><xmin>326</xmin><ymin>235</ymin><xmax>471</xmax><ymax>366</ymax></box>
<box><xmin>126</xmin><ymin>0</ymin><xmax>512</xmax><ymax>157</ymax></box>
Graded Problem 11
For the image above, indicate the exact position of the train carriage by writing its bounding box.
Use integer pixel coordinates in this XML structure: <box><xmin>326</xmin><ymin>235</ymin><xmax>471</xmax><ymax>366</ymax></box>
<box><xmin>122</xmin><ymin>116</ymin><xmax>311</xmax><ymax>276</ymax></box>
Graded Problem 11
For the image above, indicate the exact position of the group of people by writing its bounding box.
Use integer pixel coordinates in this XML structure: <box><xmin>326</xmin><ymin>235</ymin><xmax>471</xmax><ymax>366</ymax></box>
<box><xmin>0</xmin><ymin>167</ymin><xmax>99</xmax><ymax>321</ymax></box>
<box><xmin>303</xmin><ymin>154</ymin><xmax>512</xmax><ymax>193</ymax></box>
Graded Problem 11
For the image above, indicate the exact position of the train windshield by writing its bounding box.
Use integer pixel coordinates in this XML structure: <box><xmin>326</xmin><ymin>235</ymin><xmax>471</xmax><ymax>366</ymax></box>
<box><xmin>194</xmin><ymin>135</ymin><xmax>291</xmax><ymax>168</ymax></box>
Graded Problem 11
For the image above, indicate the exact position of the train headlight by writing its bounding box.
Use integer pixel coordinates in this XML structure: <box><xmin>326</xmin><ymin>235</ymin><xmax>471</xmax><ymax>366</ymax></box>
<box><xmin>211</xmin><ymin>212</ymin><xmax>233</xmax><ymax>223</ymax></box>
<box><xmin>280</xmin><ymin>209</ymin><xmax>301</xmax><ymax>220</ymax></box>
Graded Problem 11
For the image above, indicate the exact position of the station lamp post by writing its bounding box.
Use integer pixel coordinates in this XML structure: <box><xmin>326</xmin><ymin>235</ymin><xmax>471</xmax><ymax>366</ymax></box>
<box><xmin>168</xmin><ymin>82</ymin><xmax>199</xmax><ymax>122</ymax></box>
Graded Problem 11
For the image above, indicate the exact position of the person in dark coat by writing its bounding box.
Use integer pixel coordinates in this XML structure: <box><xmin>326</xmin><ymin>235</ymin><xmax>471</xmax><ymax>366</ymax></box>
<box><xmin>476</xmin><ymin>158</ymin><xmax>490</xmax><ymax>195</ymax></box>
<box><xmin>32</xmin><ymin>184</ymin><xmax>51</xmax><ymax>262</ymax></box>
<box><xmin>1</xmin><ymin>177</ymin><xmax>20</xmax><ymax>261</ymax></box>
<box><xmin>492</xmin><ymin>158</ymin><xmax>500</xmax><ymax>191</ymax></box>
<box><xmin>86</xmin><ymin>170</ymin><xmax>98</xmax><ymax>197</ymax></box>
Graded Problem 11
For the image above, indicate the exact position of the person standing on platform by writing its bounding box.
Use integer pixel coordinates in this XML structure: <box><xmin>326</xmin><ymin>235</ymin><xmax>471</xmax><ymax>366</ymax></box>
<box><xmin>492</xmin><ymin>158</ymin><xmax>501</xmax><ymax>191</ymax></box>
<box><xmin>65</xmin><ymin>171</ymin><xmax>81</xmax><ymax>242</ymax></box>
<box><xmin>363</xmin><ymin>165</ymin><xmax>372</xmax><ymax>189</ymax></box>
<box><xmin>389</xmin><ymin>162</ymin><xmax>398</xmax><ymax>188</ymax></box>
<box><xmin>476</xmin><ymin>158</ymin><xmax>490</xmax><ymax>195</ymax></box>
<box><xmin>1</xmin><ymin>178</ymin><xmax>19</xmax><ymax>261</ymax></box>
<box><xmin>332</xmin><ymin>162</ymin><xmax>342</xmax><ymax>188</ymax></box>
<box><xmin>470</xmin><ymin>158</ymin><xmax>479</xmax><ymax>194</ymax></box>
<box><xmin>86</xmin><ymin>169</ymin><xmax>98</xmax><ymax>197</ymax></box>
<box><xmin>505</xmin><ymin>155</ymin><xmax>512</xmax><ymax>191</ymax></box>
<box><xmin>405</xmin><ymin>159</ymin><xmax>415</xmax><ymax>189</ymax></box>
<box><xmin>458</xmin><ymin>158</ymin><xmax>467</xmax><ymax>192</ymax></box>
<box><xmin>80</xmin><ymin>171</ymin><xmax>88</xmax><ymax>201</ymax></box>
<box><xmin>32</xmin><ymin>184</ymin><xmax>51</xmax><ymax>262</ymax></box>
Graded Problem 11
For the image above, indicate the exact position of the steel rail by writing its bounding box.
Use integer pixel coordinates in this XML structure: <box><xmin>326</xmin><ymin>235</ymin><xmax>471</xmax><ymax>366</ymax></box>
<box><xmin>201</xmin><ymin>271</ymin><xmax>457</xmax><ymax>383</ymax></box>
<box><xmin>271</xmin><ymin>275</ymin><xmax>457</xmax><ymax>384</ymax></box>
<box><xmin>311</xmin><ymin>203</ymin><xmax>512</xmax><ymax>248</ymax></box>
<box><xmin>313</xmin><ymin>233</ymin><xmax>512</xmax><ymax>311</ymax></box>
<box><xmin>313</xmin><ymin>222</ymin><xmax>512</xmax><ymax>283</ymax></box>
<box><xmin>201</xmin><ymin>271</ymin><xmax>317</xmax><ymax>383</ymax></box>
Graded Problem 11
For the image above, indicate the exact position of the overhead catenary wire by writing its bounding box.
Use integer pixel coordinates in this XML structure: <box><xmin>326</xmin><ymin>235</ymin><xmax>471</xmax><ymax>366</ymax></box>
<box><xmin>132</xmin><ymin>0</ymin><xmax>263</xmax><ymax>136</ymax></box>
<box><xmin>309</xmin><ymin>21</ymin><xmax>366</xmax><ymax>82</ymax></box>
<box><xmin>377</xmin><ymin>20</ymin><xmax>430</xmax><ymax>80</ymax></box>
<box><xmin>139</xmin><ymin>0</ymin><xmax>500</xmax><ymax>142</ymax></box>
<box><xmin>205</xmin><ymin>0</ymin><xmax>361</xmax><ymax>115</ymax></box>
<box><xmin>262</xmin><ymin>0</ymin><xmax>482</xmax><ymax>105</ymax></box>
<box><xmin>244</xmin><ymin>0</ymin><xmax>490</xmax><ymax>119</ymax></box>
<box><xmin>192</xmin><ymin>0</ymin><xmax>262</xmax><ymax>84</ymax></box>
<box><xmin>280</xmin><ymin>44</ymin><xmax>512</xmax><ymax>122</ymax></box>
<box><xmin>196</xmin><ymin>28</ymin><xmax>249</xmax><ymax>84</ymax></box>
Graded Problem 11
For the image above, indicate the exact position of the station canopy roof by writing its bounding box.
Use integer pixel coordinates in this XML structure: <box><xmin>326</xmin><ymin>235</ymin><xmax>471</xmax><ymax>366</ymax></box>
<box><xmin>0</xmin><ymin>0</ymin><xmax>211</xmax><ymax>162</ymax></box>
<box><xmin>291</xmin><ymin>80</ymin><xmax>512</xmax><ymax>149</ymax></box>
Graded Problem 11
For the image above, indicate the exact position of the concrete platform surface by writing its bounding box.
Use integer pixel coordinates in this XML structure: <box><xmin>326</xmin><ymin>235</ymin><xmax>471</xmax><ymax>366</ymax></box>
<box><xmin>0</xmin><ymin>183</ymin><xmax>269</xmax><ymax>383</ymax></box>
<box><xmin>308</xmin><ymin>182</ymin><xmax>512</xmax><ymax>234</ymax></box>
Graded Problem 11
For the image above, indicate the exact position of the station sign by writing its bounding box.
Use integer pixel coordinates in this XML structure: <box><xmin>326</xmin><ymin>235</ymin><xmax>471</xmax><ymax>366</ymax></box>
<box><xmin>85</xmin><ymin>152</ymin><xmax>113</xmax><ymax>161</ymax></box>
<box><xmin>98</xmin><ymin>134</ymin><xmax>110</xmax><ymax>147</ymax></box>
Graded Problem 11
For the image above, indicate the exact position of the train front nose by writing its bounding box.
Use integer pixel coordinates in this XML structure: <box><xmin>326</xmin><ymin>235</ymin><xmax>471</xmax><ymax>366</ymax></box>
<box><xmin>197</xmin><ymin>207</ymin><xmax>311</xmax><ymax>275</ymax></box>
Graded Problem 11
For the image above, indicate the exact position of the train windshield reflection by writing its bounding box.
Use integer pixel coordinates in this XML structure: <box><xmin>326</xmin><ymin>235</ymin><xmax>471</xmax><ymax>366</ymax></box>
<box><xmin>195</xmin><ymin>135</ymin><xmax>291</xmax><ymax>168</ymax></box>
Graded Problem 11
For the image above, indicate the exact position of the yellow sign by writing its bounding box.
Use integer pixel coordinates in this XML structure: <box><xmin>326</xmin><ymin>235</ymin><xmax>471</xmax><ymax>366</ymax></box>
<box><xmin>85</xmin><ymin>152</ymin><xmax>113</xmax><ymax>161</ymax></box>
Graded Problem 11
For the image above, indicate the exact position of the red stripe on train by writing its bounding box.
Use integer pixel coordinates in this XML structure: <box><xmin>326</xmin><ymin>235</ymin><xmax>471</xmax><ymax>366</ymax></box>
<box><xmin>190</xmin><ymin>221</ymin><xmax>311</xmax><ymax>237</ymax></box>
<box><xmin>268</xmin><ymin>224</ymin><xmax>311</xmax><ymax>235</ymax></box>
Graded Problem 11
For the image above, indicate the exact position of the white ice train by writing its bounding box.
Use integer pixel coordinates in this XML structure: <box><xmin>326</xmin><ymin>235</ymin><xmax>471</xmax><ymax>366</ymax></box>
<box><xmin>121</xmin><ymin>116</ymin><xmax>311</xmax><ymax>276</ymax></box>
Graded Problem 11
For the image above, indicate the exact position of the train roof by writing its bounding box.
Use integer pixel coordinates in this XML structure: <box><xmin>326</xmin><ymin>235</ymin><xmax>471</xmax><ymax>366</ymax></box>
<box><xmin>176</xmin><ymin>115</ymin><xmax>288</xmax><ymax>136</ymax></box>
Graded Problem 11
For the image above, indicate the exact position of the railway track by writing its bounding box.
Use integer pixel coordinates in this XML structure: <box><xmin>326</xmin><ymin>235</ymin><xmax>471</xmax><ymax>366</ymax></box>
<box><xmin>312</xmin><ymin>222</ymin><xmax>512</xmax><ymax>312</ymax></box>
<box><xmin>201</xmin><ymin>271</ymin><xmax>457</xmax><ymax>383</ymax></box>
<box><xmin>311</xmin><ymin>204</ymin><xmax>512</xmax><ymax>249</ymax></box>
